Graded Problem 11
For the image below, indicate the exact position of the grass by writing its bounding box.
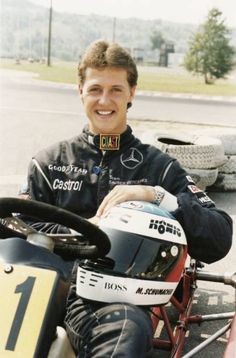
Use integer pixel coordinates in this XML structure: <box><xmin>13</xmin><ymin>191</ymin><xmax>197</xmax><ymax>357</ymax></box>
<box><xmin>0</xmin><ymin>59</ymin><xmax>78</xmax><ymax>84</ymax></box>
<box><xmin>1</xmin><ymin>58</ymin><xmax>236</xmax><ymax>96</ymax></box>
<box><xmin>138</xmin><ymin>67</ymin><xmax>236</xmax><ymax>96</ymax></box>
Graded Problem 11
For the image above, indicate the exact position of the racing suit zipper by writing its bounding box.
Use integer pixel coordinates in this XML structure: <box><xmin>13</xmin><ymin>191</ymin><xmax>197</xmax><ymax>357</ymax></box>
<box><xmin>96</xmin><ymin>152</ymin><xmax>110</xmax><ymax>206</ymax></box>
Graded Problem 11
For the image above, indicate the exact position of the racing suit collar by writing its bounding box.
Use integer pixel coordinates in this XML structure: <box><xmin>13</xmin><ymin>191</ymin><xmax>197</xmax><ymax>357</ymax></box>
<box><xmin>82</xmin><ymin>125</ymin><xmax>134</xmax><ymax>151</ymax></box>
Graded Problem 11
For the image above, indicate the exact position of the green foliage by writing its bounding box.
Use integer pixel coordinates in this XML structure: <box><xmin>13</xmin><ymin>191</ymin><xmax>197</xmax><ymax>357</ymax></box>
<box><xmin>184</xmin><ymin>8</ymin><xmax>235</xmax><ymax>84</ymax></box>
<box><xmin>150</xmin><ymin>30</ymin><xmax>165</xmax><ymax>50</ymax></box>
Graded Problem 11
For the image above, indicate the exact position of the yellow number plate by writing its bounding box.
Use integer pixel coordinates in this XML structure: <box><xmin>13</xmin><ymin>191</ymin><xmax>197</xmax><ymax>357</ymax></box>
<box><xmin>0</xmin><ymin>264</ymin><xmax>57</xmax><ymax>357</ymax></box>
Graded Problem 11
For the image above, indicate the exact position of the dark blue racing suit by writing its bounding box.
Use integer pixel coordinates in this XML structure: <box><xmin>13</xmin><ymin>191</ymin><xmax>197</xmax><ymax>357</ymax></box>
<box><xmin>24</xmin><ymin>125</ymin><xmax>232</xmax><ymax>357</ymax></box>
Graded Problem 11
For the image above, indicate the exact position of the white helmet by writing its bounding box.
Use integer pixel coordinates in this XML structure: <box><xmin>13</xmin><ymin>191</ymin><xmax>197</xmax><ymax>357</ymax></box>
<box><xmin>76</xmin><ymin>201</ymin><xmax>187</xmax><ymax>306</ymax></box>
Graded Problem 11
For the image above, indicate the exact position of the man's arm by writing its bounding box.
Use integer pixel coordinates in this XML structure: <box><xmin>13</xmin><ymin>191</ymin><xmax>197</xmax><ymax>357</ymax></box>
<box><xmin>94</xmin><ymin>162</ymin><xmax>232</xmax><ymax>264</ymax></box>
<box><xmin>160</xmin><ymin>159</ymin><xmax>233</xmax><ymax>264</ymax></box>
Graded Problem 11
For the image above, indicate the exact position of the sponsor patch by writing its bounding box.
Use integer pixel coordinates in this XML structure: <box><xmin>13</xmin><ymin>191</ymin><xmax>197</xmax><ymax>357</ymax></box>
<box><xmin>100</xmin><ymin>134</ymin><xmax>120</xmax><ymax>150</ymax></box>
<box><xmin>48</xmin><ymin>164</ymin><xmax>87</xmax><ymax>175</ymax></box>
<box><xmin>187</xmin><ymin>183</ymin><xmax>214</xmax><ymax>205</ymax></box>
<box><xmin>120</xmin><ymin>148</ymin><xmax>143</xmax><ymax>169</ymax></box>
<box><xmin>120</xmin><ymin>214</ymin><xmax>132</xmax><ymax>224</ymax></box>
<box><xmin>104</xmin><ymin>282</ymin><xmax>127</xmax><ymax>292</ymax></box>
<box><xmin>53</xmin><ymin>179</ymin><xmax>83</xmax><ymax>191</ymax></box>
<box><xmin>136</xmin><ymin>287</ymin><xmax>173</xmax><ymax>295</ymax></box>
<box><xmin>198</xmin><ymin>194</ymin><xmax>214</xmax><ymax>204</ymax></box>
<box><xmin>187</xmin><ymin>185</ymin><xmax>202</xmax><ymax>194</ymax></box>
<box><xmin>149</xmin><ymin>219</ymin><xmax>182</xmax><ymax>237</ymax></box>
<box><xmin>109</xmin><ymin>177</ymin><xmax>148</xmax><ymax>185</ymax></box>
<box><xmin>186</xmin><ymin>175</ymin><xmax>195</xmax><ymax>183</ymax></box>
<box><xmin>120</xmin><ymin>201</ymin><xmax>144</xmax><ymax>210</ymax></box>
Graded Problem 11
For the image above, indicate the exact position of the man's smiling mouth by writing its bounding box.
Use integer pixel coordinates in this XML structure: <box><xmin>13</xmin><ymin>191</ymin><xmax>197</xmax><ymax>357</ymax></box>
<box><xmin>96</xmin><ymin>110</ymin><xmax>114</xmax><ymax>116</ymax></box>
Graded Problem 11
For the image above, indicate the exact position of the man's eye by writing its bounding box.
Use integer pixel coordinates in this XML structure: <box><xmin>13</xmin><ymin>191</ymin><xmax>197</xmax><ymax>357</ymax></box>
<box><xmin>89</xmin><ymin>88</ymin><xmax>100</xmax><ymax>93</ymax></box>
<box><xmin>112</xmin><ymin>87</ymin><xmax>122</xmax><ymax>92</ymax></box>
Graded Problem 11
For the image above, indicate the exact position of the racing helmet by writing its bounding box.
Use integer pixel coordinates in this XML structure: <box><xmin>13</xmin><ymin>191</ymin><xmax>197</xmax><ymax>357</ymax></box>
<box><xmin>76</xmin><ymin>201</ymin><xmax>187</xmax><ymax>306</ymax></box>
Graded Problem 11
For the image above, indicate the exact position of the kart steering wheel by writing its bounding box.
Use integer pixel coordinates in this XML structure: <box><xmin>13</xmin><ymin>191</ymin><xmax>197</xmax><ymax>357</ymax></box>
<box><xmin>0</xmin><ymin>197</ymin><xmax>111</xmax><ymax>258</ymax></box>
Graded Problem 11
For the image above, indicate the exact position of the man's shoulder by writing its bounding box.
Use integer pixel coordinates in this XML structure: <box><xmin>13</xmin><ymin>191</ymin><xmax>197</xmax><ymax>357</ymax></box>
<box><xmin>33</xmin><ymin>134</ymin><xmax>82</xmax><ymax>163</ymax></box>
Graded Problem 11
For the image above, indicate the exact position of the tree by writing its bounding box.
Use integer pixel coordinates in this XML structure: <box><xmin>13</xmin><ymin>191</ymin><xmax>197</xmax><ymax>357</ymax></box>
<box><xmin>150</xmin><ymin>30</ymin><xmax>165</xmax><ymax>50</ymax></box>
<box><xmin>184</xmin><ymin>8</ymin><xmax>235</xmax><ymax>84</ymax></box>
<box><xmin>150</xmin><ymin>30</ymin><xmax>175</xmax><ymax>67</ymax></box>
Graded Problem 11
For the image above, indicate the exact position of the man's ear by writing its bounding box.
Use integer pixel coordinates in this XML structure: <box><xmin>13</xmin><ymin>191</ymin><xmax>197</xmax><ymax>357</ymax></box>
<box><xmin>79</xmin><ymin>84</ymin><xmax>83</xmax><ymax>95</ymax></box>
<box><xmin>127</xmin><ymin>86</ymin><xmax>136</xmax><ymax>111</ymax></box>
<box><xmin>130</xmin><ymin>85</ymin><xmax>136</xmax><ymax>101</ymax></box>
<box><xmin>79</xmin><ymin>85</ymin><xmax>84</xmax><ymax>102</ymax></box>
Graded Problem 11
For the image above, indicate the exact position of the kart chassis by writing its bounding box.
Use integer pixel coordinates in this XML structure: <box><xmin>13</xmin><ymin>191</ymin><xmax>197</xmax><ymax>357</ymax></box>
<box><xmin>151</xmin><ymin>259</ymin><xmax>236</xmax><ymax>357</ymax></box>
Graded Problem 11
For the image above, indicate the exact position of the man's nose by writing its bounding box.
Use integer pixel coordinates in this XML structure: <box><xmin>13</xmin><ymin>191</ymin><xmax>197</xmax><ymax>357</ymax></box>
<box><xmin>98</xmin><ymin>90</ymin><xmax>111</xmax><ymax>105</ymax></box>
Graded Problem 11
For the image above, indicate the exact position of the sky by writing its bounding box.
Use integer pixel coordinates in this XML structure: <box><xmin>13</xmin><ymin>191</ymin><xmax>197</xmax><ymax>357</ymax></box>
<box><xmin>30</xmin><ymin>0</ymin><xmax>236</xmax><ymax>27</ymax></box>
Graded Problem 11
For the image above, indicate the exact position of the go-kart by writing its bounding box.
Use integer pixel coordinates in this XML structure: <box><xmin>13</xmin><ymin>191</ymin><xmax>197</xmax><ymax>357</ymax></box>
<box><xmin>0</xmin><ymin>197</ymin><xmax>235</xmax><ymax>357</ymax></box>
<box><xmin>0</xmin><ymin>197</ymin><xmax>110</xmax><ymax>358</ymax></box>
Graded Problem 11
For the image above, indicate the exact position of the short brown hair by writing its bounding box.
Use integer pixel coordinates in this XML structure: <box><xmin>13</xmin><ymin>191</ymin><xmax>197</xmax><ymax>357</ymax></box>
<box><xmin>78</xmin><ymin>40</ymin><xmax>138</xmax><ymax>87</ymax></box>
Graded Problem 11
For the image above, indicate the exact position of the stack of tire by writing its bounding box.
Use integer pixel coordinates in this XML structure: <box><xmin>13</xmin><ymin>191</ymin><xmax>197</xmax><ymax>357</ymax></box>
<box><xmin>209</xmin><ymin>134</ymin><xmax>236</xmax><ymax>192</ymax></box>
<box><xmin>141</xmin><ymin>131</ymin><xmax>226</xmax><ymax>191</ymax></box>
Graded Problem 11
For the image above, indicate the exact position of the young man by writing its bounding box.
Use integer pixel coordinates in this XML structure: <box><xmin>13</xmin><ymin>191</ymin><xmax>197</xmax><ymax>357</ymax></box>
<box><xmin>24</xmin><ymin>40</ymin><xmax>232</xmax><ymax>357</ymax></box>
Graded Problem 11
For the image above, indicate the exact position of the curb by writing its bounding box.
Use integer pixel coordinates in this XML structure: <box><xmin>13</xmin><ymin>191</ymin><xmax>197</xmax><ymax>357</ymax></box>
<box><xmin>136</xmin><ymin>90</ymin><xmax>236</xmax><ymax>104</ymax></box>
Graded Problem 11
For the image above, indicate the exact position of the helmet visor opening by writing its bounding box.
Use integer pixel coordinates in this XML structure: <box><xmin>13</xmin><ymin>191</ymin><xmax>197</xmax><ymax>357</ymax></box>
<box><xmin>103</xmin><ymin>228</ymin><xmax>183</xmax><ymax>280</ymax></box>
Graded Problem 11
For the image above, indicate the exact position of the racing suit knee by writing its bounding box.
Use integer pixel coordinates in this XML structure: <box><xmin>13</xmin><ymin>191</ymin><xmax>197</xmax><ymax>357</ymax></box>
<box><xmin>64</xmin><ymin>283</ymin><xmax>153</xmax><ymax>357</ymax></box>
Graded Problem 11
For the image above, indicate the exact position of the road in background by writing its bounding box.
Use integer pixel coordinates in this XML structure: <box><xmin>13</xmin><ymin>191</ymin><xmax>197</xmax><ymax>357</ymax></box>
<box><xmin>0</xmin><ymin>69</ymin><xmax>236</xmax><ymax>357</ymax></box>
<box><xmin>132</xmin><ymin>93</ymin><xmax>236</xmax><ymax>126</ymax></box>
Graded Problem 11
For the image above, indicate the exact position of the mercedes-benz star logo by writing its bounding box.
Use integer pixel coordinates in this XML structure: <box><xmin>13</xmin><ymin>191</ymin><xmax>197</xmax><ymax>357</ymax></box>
<box><xmin>120</xmin><ymin>148</ymin><xmax>143</xmax><ymax>169</ymax></box>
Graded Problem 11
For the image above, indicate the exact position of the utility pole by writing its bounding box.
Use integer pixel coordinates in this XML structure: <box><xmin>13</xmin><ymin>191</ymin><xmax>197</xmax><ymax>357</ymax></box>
<box><xmin>47</xmin><ymin>0</ymin><xmax>53</xmax><ymax>66</ymax></box>
<box><xmin>112</xmin><ymin>17</ymin><xmax>116</xmax><ymax>42</ymax></box>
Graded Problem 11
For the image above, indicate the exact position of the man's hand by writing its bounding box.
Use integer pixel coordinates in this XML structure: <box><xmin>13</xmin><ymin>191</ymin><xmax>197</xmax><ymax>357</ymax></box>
<box><xmin>96</xmin><ymin>185</ymin><xmax>154</xmax><ymax>218</ymax></box>
<box><xmin>18</xmin><ymin>194</ymin><xmax>30</xmax><ymax>200</ymax></box>
<box><xmin>87</xmin><ymin>215</ymin><xmax>100</xmax><ymax>225</ymax></box>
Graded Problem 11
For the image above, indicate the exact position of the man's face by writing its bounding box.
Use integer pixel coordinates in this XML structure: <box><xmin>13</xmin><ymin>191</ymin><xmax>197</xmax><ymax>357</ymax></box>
<box><xmin>79</xmin><ymin>67</ymin><xmax>136</xmax><ymax>134</ymax></box>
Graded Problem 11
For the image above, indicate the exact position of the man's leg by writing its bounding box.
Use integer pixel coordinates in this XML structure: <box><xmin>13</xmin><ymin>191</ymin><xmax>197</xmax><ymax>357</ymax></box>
<box><xmin>65</xmin><ymin>284</ymin><xmax>153</xmax><ymax>357</ymax></box>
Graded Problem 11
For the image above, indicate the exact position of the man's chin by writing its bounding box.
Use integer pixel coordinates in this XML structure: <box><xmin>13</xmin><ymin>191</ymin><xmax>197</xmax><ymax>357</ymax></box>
<box><xmin>90</xmin><ymin>124</ymin><xmax>123</xmax><ymax>135</ymax></box>
<box><xmin>88</xmin><ymin>116</ymin><xmax>127</xmax><ymax>134</ymax></box>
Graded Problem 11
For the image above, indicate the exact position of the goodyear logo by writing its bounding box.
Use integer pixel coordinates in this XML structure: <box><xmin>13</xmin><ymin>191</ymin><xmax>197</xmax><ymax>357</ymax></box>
<box><xmin>100</xmin><ymin>134</ymin><xmax>120</xmax><ymax>150</ymax></box>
